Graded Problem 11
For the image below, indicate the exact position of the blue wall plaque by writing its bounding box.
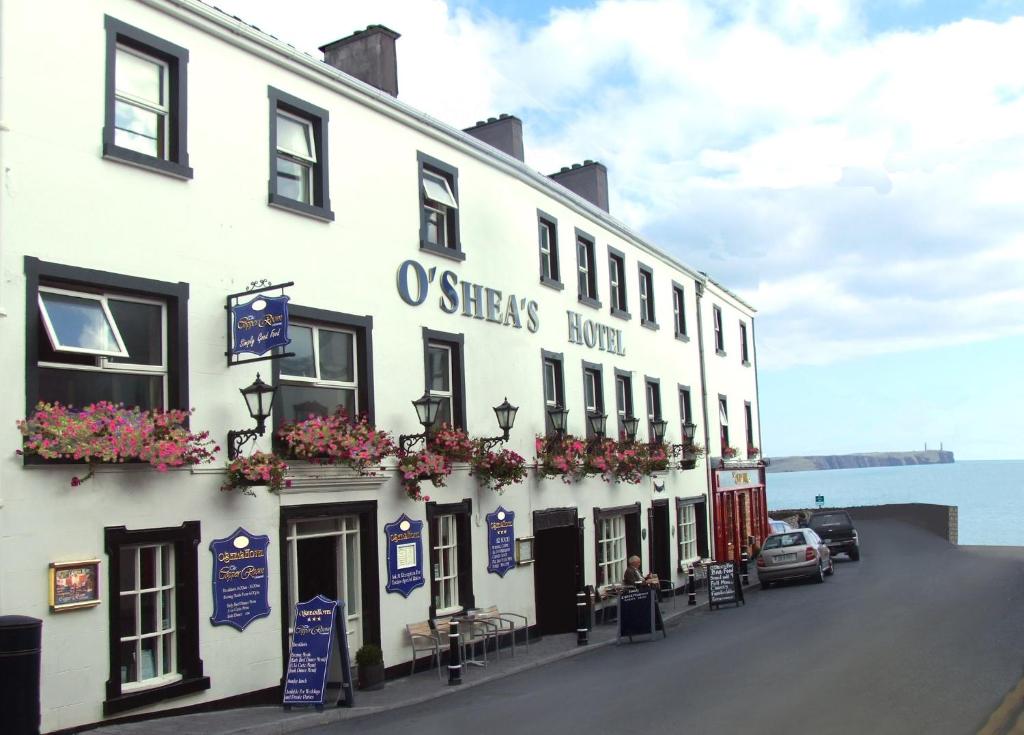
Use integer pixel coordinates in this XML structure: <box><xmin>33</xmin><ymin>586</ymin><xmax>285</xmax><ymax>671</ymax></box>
<box><xmin>283</xmin><ymin>596</ymin><xmax>339</xmax><ymax>706</ymax></box>
<box><xmin>384</xmin><ymin>514</ymin><xmax>425</xmax><ymax>597</ymax></box>
<box><xmin>209</xmin><ymin>527</ymin><xmax>271</xmax><ymax>630</ymax></box>
<box><xmin>230</xmin><ymin>294</ymin><xmax>290</xmax><ymax>356</ymax></box>
<box><xmin>486</xmin><ymin>506</ymin><xmax>515</xmax><ymax>577</ymax></box>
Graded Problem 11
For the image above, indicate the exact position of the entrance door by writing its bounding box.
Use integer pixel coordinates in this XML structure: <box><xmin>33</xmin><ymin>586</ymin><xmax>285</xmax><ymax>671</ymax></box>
<box><xmin>286</xmin><ymin>516</ymin><xmax>362</xmax><ymax>680</ymax></box>
<box><xmin>533</xmin><ymin>524</ymin><xmax>579</xmax><ymax>635</ymax></box>
<box><xmin>649</xmin><ymin>502</ymin><xmax>671</xmax><ymax>581</ymax></box>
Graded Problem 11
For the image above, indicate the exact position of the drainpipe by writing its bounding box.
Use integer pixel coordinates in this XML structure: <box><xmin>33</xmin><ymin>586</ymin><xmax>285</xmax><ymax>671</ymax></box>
<box><xmin>694</xmin><ymin>278</ymin><xmax>715</xmax><ymax>561</ymax></box>
<box><xmin>751</xmin><ymin>317</ymin><xmax>768</xmax><ymax>535</ymax></box>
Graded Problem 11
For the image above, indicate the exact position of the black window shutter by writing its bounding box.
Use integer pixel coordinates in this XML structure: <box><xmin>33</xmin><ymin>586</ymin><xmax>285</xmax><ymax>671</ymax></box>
<box><xmin>695</xmin><ymin>501</ymin><xmax>710</xmax><ymax>558</ymax></box>
<box><xmin>428</xmin><ymin>515</ymin><xmax>439</xmax><ymax>620</ymax></box>
<box><xmin>456</xmin><ymin>512</ymin><xmax>475</xmax><ymax>610</ymax></box>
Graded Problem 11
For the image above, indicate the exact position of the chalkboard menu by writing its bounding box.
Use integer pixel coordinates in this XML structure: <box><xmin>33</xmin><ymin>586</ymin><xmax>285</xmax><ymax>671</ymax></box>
<box><xmin>617</xmin><ymin>587</ymin><xmax>666</xmax><ymax>642</ymax></box>
<box><xmin>283</xmin><ymin>596</ymin><xmax>354</xmax><ymax>709</ymax></box>
<box><xmin>209</xmin><ymin>527</ymin><xmax>271</xmax><ymax>630</ymax></box>
<box><xmin>486</xmin><ymin>506</ymin><xmax>515</xmax><ymax>577</ymax></box>
<box><xmin>708</xmin><ymin>561</ymin><xmax>745</xmax><ymax>609</ymax></box>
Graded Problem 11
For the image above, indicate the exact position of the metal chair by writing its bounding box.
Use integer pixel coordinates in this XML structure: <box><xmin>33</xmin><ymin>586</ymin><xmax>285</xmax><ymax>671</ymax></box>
<box><xmin>475</xmin><ymin>605</ymin><xmax>518</xmax><ymax>658</ymax></box>
<box><xmin>406</xmin><ymin>621</ymin><xmax>442</xmax><ymax>678</ymax></box>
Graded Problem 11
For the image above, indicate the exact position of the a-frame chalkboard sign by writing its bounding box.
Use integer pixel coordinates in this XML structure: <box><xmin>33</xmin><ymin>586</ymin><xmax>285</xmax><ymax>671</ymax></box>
<box><xmin>708</xmin><ymin>561</ymin><xmax>745</xmax><ymax>609</ymax></box>
<box><xmin>283</xmin><ymin>596</ymin><xmax>354</xmax><ymax>710</ymax></box>
<box><xmin>616</xmin><ymin>586</ymin><xmax>667</xmax><ymax>643</ymax></box>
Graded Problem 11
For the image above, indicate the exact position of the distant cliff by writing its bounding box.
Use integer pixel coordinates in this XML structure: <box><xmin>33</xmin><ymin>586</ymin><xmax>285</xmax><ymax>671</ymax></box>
<box><xmin>766</xmin><ymin>450</ymin><xmax>954</xmax><ymax>473</ymax></box>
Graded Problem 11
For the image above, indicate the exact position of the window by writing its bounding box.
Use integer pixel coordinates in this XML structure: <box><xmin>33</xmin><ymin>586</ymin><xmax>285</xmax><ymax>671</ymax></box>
<box><xmin>645</xmin><ymin>377</ymin><xmax>661</xmax><ymax>440</ymax></box>
<box><xmin>542</xmin><ymin>350</ymin><xmax>565</xmax><ymax>435</ymax></box>
<box><xmin>538</xmin><ymin>211</ymin><xmax>561</xmax><ymax>288</ymax></box>
<box><xmin>582</xmin><ymin>361</ymin><xmax>604</xmax><ymax>438</ymax></box>
<box><xmin>268</xmin><ymin>87</ymin><xmax>333</xmax><ymax>221</ymax></box>
<box><xmin>676</xmin><ymin>498</ymin><xmax>709</xmax><ymax>566</ymax></box>
<box><xmin>424</xmin><ymin>329</ymin><xmax>465</xmax><ymax>428</ymax></box>
<box><xmin>719</xmin><ymin>395</ymin><xmax>730</xmax><ymax>454</ymax></box>
<box><xmin>608</xmin><ymin>247</ymin><xmax>628</xmax><ymax>318</ymax></box>
<box><xmin>638</xmin><ymin>264</ymin><xmax>657</xmax><ymax>328</ymax></box>
<box><xmin>427</xmin><ymin>500</ymin><xmax>474</xmax><ymax>618</ymax></box>
<box><xmin>713</xmin><ymin>305</ymin><xmax>725</xmax><ymax>354</ymax></box>
<box><xmin>672</xmin><ymin>282</ymin><xmax>688</xmax><ymax>340</ymax></box>
<box><xmin>418</xmin><ymin>152</ymin><xmax>463</xmax><ymax>260</ymax></box>
<box><xmin>597</xmin><ymin>516</ymin><xmax>627</xmax><ymax>588</ymax></box>
<box><xmin>740</xmin><ymin>321</ymin><xmax>750</xmax><ymax>365</ymax></box>
<box><xmin>678</xmin><ymin>385</ymin><xmax>693</xmax><ymax>438</ymax></box>
<box><xmin>103</xmin><ymin>16</ymin><xmax>192</xmax><ymax>178</ymax></box>
<box><xmin>26</xmin><ymin>258</ymin><xmax>187</xmax><ymax>414</ymax></box>
<box><xmin>745</xmin><ymin>401</ymin><xmax>755</xmax><ymax>452</ymax></box>
<box><xmin>615</xmin><ymin>370</ymin><xmax>634</xmax><ymax>439</ymax></box>
<box><xmin>678</xmin><ymin>504</ymin><xmax>697</xmax><ymax>562</ymax></box>
<box><xmin>104</xmin><ymin>522</ymin><xmax>207</xmax><ymax>715</ymax></box>
<box><xmin>576</xmin><ymin>230</ymin><xmax>600</xmax><ymax>307</ymax></box>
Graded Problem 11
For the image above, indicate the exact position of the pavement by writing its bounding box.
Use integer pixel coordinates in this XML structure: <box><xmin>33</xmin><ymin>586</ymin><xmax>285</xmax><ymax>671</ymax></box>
<box><xmin>89</xmin><ymin>582</ymin><xmax>732</xmax><ymax>735</ymax></box>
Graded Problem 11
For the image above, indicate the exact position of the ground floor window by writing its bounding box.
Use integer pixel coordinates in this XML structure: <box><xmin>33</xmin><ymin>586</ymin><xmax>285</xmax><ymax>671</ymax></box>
<box><xmin>426</xmin><ymin>499</ymin><xmax>474</xmax><ymax>619</ymax></box>
<box><xmin>433</xmin><ymin>514</ymin><xmax>459</xmax><ymax>613</ymax></box>
<box><xmin>119</xmin><ymin>543</ymin><xmax>177</xmax><ymax>689</ymax></box>
<box><xmin>597</xmin><ymin>516</ymin><xmax>627</xmax><ymax>587</ymax></box>
<box><xmin>676</xmin><ymin>498</ymin><xmax>710</xmax><ymax>568</ymax></box>
<box><xmin>678</xmin><ymin>505</ymin><xmax>698</xmax><ymax>563</ymax></box>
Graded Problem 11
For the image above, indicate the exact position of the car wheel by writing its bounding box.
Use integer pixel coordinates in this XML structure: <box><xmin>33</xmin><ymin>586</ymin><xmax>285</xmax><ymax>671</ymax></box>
<box><xmin>825</xmin><ymin>558</ymin><xmax>835</xmax><ymax>576</ymax></box>
<box><xmin>849</xmin><ymin>548</ymin><xmax>860</xmax><ymax>562</ymax></box>
<box><xmin>814</xmin><ymin>561</ymin><xmax>825</xmax><ymax>583</ymax></box>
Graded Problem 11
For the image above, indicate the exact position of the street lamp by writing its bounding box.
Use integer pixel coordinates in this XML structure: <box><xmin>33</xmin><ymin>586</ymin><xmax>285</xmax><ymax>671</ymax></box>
<box><xmin>587</xmin><ymin>412</ymin><xmax>608</xmax><ymax>439</ymax></box>
<box><xmin>547</xmin><ymin>404</ymin><xmax>568</xmax><ymax>436</ymax></box>
<box><xmin>227</xmin><ymin>373</ymin><xmax>278</xmax><ymax>459</ymax></box>
<box><xmin>399</xmin><ymin>392</ymin><xmax>443</xmax><ymax>453</ymax></box>
<box><xmin>479</xmin><ymin>397</ymin><xmax>520</xmax><ymax>452</ymax></box>
<box><xmin>650</xmin><ymin>418</ymin><xmax>668</xmax><ymax>444</ymax></box>
<box><xmin>622</xmin><ymin>414</ymin><xmax>640</xmax><ymax>443</ymax></box>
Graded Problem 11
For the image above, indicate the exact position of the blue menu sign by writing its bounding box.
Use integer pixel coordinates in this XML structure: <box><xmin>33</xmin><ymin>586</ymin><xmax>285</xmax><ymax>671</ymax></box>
<box><xmin>230</xmin><ymin>294</ymin><xmax>291</xmax><ymax>356</ymax></box>
<box><xmin>384</xmin><ymin>514</ymin><xmax>425</xmax><ymax>597</ymax></box>
<box><xmin>486</xmin><ymin>506</ymin><xmax>515</xmax><ymax>577</ymax></box>
<box><xmin>283</xmin><ymin>596</ymin><xmax>340</xmax><ymax>707</ymax></box>
<box><xmin>209</xmin><ymin>527</ymin><xmax>270</xmax><ymax>631</ymax></box>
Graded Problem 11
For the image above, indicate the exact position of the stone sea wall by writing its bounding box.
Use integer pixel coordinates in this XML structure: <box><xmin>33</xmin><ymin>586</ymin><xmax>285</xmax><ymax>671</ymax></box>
<box><xmin>766</xmin><ymin>450</ymin><xmax>954</xmax><ymax>474</ymax></box>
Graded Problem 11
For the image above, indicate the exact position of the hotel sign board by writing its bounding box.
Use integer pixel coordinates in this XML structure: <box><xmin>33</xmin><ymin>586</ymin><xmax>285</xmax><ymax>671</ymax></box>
<box><xmin>714</xmin><ymin>468</ymin><xmax>763</xmax><ymax>491</ymax></box>
<box><xmin>486</xmin><ymin>507</ymin><xmax>515</xmax><ymax>577</ymax></box>
<box><xmin>225</xmin><ymin>280</ymin><xmax>294</xmax><ymax>367</ymax></box>
<box><xmin>209</xmin><ymin>527</ymin><xmax>271</xmax><ymax>631</ymax></box>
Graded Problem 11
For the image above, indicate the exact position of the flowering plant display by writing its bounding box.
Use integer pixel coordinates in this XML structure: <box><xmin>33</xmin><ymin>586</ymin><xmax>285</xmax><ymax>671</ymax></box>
<box><xmin>535</xmin><ymin>434</ymin><xmax>587</xmax><ymax>483</ymax></box>
<box><xmin>16</xmin><ymin>401</ymin><xmax>219</xmax><ymax>487</ymax></box>
<box><xmin>221</xmin><ymin>451</ymin><xmax>290</xmax><ymax>494</ymax></box>
<box><xmin>643</xmin><ymin>441</ymin><xmax>674</xmax><ymax>475</ymax></box>
<box><xmin>427</xmin><ymin>424</ymin><xmax>475</xmax><ymax>463</ymax></box>
<box><xmin>470</xmin><ymin>445</ymin><xmax>527</xmax><ymax>493</ymax></box>
<box><xmin>722</xmin><ymin>445</ymin><xmax>739</xmax><ymax>459</ymax></box>
<box><xmin>747</xmin><ymin>445</ymin><xmax>760</xmax><ymax>458</ymax></box>
<box><xmin>277</xmin><ymin>409</ymin><xmax>396</xmax><ymax>474</ymax></box>
<box><xmin>397</xmin><ymin>450</ymin><xmax>450</xmax><ymax>501</ymax></box>
<box><xmin>581</xmin><ymin>437</ymin><xmax>619</xmax><ymax>482</ymax></box>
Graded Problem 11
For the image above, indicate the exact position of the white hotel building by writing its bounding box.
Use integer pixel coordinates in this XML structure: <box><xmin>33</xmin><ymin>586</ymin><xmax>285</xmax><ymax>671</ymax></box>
<box><xmin>0</xmin><ymin>0</ymin><xmax>765</xmax><ymax>731</ymax></box>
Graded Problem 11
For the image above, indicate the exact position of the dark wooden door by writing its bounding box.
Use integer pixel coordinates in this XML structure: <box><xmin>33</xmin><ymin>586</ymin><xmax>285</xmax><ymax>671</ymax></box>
<box><xmin>534</xmin><ymin>525</ymin><xmax>578</xmax><ymax>635</ymax></box>
<box><xmin>650</xmin><ymin>502</ymin><xmax>671</xmax><ymax>581</ymax></box>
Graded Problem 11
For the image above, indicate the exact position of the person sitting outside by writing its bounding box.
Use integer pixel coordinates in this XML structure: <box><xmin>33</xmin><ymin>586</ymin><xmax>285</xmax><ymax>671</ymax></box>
<box><xmin>622</xmin><ymin>555</ymin><xmax>657</xmax><ymax>588</ymax></box>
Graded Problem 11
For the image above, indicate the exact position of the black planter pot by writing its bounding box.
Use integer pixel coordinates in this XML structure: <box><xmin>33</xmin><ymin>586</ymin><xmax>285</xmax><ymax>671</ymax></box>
<box><xmin>358</xmin><ymin>662</ymin><xmax>385</xmax><ymax>691</ymax></box>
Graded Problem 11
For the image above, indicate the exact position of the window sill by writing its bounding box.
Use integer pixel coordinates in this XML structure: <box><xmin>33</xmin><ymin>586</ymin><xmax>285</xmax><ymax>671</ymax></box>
<box><xmin>268</xmin><ymin>193</ymin><xmax>335</xmax><ymax>222</ymax></box>
<box><xmin>102</xmin><ymin>143</ymin><xmax>193</xmax><ymax>180</ymax></box>
<box><xmin>716</xmin><ymin>349</ymin><xmax>727</xmax><ymax>357</ymax></box>
<box><xmin>674</xmin><ymin>332</ymin><xmax>690</xmax><ymax>343</ymax></box>
<box><xmin>610</xmin><ymin>308</ymin><xmax>631</xmax><ymax>321</ymax></box>
<box><xmin>540</xmin><ymin>275</ymin><xmax>564</xmax><ymax>291</ymax></box>
<box><xmin>742</xmin><ymin>360</ymin><xmax>751</xmax><ymax>367</ymax></box>
<box><xmin>420</xmin><ymin>242</ymin><xmax>466</xmax><ymax>262</ymax></box>
<box><xmin>578</xmin><ymin>295</ymin><xmax>602</xmax><ymax>310</ymax></box>
<box><xmin>104</xmin><ymin>675</ymin><xmax>210</xmax><ymax>716</ymax></box>
<box><xmin>641</xmin><ymin>320</ymin><xmax>660</xmax><ymax>331</ymax></box>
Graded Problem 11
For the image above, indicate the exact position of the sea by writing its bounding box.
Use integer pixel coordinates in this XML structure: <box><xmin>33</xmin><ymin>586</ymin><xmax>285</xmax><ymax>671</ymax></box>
<box><xmin>765</xmin><ymin>459</ymin><xmax>1023</xmax><ymax>547</ymax></box>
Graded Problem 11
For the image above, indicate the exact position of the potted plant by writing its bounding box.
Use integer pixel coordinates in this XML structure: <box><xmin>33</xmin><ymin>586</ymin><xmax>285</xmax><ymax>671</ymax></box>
<box><xmin>747</xmin><ymin>445</ymin><xmax>760</xmax><ymax>458</ymax></box>
<box><xmin>722</xmin><ymin>446</ymin><xmax>739</xmax><ymax>459</ymax></box>
<box><xmin>427</xmin><ymin>424</ymin><xmax>475</xmax><ymax>463</ymax></box>
<box><xmin>221</xmin><ymin>451</ymin><xmax>290</xmax><ymax>494</ymax></box>
<box><xmin>470</xmin><ymin>445</ymin><xmax>527</xmax><ymax>493</ymax></box>
<box><xmin>679</xmin><ymin>442</ymin><xmax>705</xmax><ymax>469</ymax></box>
<box><xmin>534</xmin><ymin>434</ymin><xmax>587</xmax><ymax>483</ymax></box>
<box><xmin>277</xmin><ymin>408</ymin><xmax>396</xmax><ymax>475</ymax></box>
<box><xmin>396</xmin><ymin>449</ymin><xmax>450</xmax><ymax>501</ymax></box>
<box><xmin>354</xmin><ymin>643</ymin><xmax>385</xmax><ymax>691</ymax></box>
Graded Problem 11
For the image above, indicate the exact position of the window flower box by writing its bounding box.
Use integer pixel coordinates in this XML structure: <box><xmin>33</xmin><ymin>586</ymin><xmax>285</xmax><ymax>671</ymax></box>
<box><xmin>277</xmin><ymin>409</ymin><xmax>396</xmax><ymax>475</ymax></box>
<box><xmin>221</xmin><ymin>451</ymin><xmax>290</xmax><ymax>494</ymax></box>
<box><xmin>470</xmin><ymin>446</ymin><xmax>527</xmax><ymax>493</ymax></box>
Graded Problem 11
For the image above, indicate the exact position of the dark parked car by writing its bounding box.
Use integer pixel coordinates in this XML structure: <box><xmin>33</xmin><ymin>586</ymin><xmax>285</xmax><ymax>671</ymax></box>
<box><xmin>756</xmin><ymin>529</ymin><xmax>833</xmax><ymax>588</ymax></box>
<box><xmin>808</xmin><ymin>510</ymin><xmax>860</xmax><ymax>561</ymax></box>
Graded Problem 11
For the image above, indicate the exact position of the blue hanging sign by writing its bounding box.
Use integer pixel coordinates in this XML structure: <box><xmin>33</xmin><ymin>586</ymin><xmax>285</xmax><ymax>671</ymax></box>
<box><xmin>486</xmin><ymin>506</ymin><xmax>516</xmax><ymax>577</ymax></box>
<box><xmin>283</xmin><ymin>596</ymin><xmax>339</xmax><ymax>707</ymax></box>
<box><xmin>384</xmin><ymin>514</ymin><xmax>425</xmax><ymax>597</ymax></box>
<box><xmin>209</xmin><ymin>527</ymin><xmax>271</xmax><ymax>631</ymax></box>
<box><xmin>230</xmin><ymin>294</ymin><xmax>291</xmax><ymax>356</ymax></box>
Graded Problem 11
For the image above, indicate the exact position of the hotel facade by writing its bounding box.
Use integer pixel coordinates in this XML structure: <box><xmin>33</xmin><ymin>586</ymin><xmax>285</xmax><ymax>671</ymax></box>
<box><xmin>0</xmin><ymin>0</ymin><xmax>766</xmax><ymax>731</ymax></box>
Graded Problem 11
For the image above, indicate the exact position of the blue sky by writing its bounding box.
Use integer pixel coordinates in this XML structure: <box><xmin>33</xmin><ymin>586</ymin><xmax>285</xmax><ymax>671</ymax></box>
<box><xmin>209</xmin><ymin>0</ymin><xmax>1024</xmax><ymax>460</ymax></box>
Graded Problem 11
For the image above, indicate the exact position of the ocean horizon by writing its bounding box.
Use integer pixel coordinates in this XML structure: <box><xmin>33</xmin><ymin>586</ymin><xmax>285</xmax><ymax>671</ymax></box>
<box><xmin>765</xmin><ymin>459</ymin><xmax>1023</xmax><ymax>547</ymax></box>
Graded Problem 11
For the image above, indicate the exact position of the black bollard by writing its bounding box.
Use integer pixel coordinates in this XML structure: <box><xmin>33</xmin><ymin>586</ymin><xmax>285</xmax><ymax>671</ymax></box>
<box><xmin>576</xmin><ymin>591</ymin><xmax>589</xmax><ymax>646</ymax></box>
<box><xmin>740</xmin><ymin>550</ymin><xmax>750</xmax><ymax>586</ymax></box>
<box><xmin>687</xmin><ymin>566</ymin><xmax>697</xmax><ymax>606</ymax></box>
<box><xmin>447</xmin><ymin>620</ymin><xmax>462</xmax><ymax>686</ymax></box>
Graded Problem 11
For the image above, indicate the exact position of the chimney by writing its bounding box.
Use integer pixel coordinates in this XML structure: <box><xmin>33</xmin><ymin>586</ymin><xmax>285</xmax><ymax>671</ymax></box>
<box><xmin>549</xmin><ymin>160</ymin><xmax>609</xmax><ymax>212</ymax></box>
<box><xmin>319</xmin><ymin>25</ymin><xmax>400</xmax><ymax>97</ymax></box>
<box><xmin>464</xmin><ymin>114</ymin><xmax>525</xmax><ymax>162</ymax></box>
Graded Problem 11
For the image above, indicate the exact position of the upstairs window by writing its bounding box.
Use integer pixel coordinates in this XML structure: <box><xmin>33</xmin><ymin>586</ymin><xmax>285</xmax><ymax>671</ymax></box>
<box><xmin>745</xmin><ymin>401</ymin><xmax>755</xmax><ymax>452</ymax></box>
<box><xmin>582</xmin><ymin>361</ymin><xmax>604</xmax><ymax>438</ymax></box>
<box><xmin>279</xmin><ymin>325</ymin><xmax>356</xmax><ymax>420</ymax></box>
<box><xmin>542</xmin><ymin>350</ymin><xmax>565</xmax><ymax>435</ymax></box>
<box><xmin>576</xmin><ymin>230</ymin><xmax>600</xmax><ymax>307</ymax></box>
<box><xmin>719</xmin><ymin>396</ymin><xmax>730</xmax><ymax>454</ymax></box>
<box><xmin>608</xmin><ymin>248</ymin><xmax>628</xmax><ymax>318</ymax></box>
<box><xmin>424</xmin><ymin>329</ymin><xmax>465</xmax><ymax>428</ymax></box>
<box><xmin>268</xmin><ymin>88</ymin><xmax>333</xmax><ymax>221</ymax></box>
<box><xmin>638</xmin><ymin>264</ymin><xmax>657</xmax><ymax>327</ymax></box>
<box><xmin>713</xmin><ymin>305</ymin><xmax>725</xmax><ymax>354</ymax></box>
<box><xmin>645</xmin><ymin>378</ymin><xmax>662</xmax><ymax>440</ymax></box>
<box><xmin>678</xmin><ymin>386</ymin><xmax>693</xmax><ymax>437</ymax></box>
<box><xmin>672</xmin><ymin>282</ymin><xmax>687</xmax><ymax>339</ymax></box>
<box><xmin>740</xmin><ymin>321</ymin><xmax>750</xmax><ymax>364</ymax></box>
<box><xmin>615</xmin><ymin>371</ymin><xmax>634</xmax><ymax>439</ymax></box>
<box><xmin>418</xmin><ymin>153</ymin><xmax>463</xmax><ymax>260</ymax></box>
<box><xmin>538</xmin><ymin>211</ymin><xmax>561</xmax><ymax>288</ymax></box>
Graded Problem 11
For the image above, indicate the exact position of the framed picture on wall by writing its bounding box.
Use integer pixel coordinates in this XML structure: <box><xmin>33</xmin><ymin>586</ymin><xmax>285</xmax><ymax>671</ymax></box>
<box><xmin>49</xmin><ymin>560</ymin><xmax>101</xmax><ymax>612</ymax></box>
<box><xmin>515</xmin><ymin>537</ymin><xmax>535</xmax><ymax>566</ymax></box>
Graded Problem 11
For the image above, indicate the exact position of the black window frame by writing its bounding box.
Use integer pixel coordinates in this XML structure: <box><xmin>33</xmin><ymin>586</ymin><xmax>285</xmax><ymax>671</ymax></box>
<box><xmin>271</xmin><ymin>306</ymin><xmax>375</xmax><ymax>433</ymax></box>
<box><xmin>740</xmin><ymin>320</ymin><xmax>750</xmax><ymax>365</ymax></box>
<box><xmin>423</xmin><ymin>328</ymin><xmax>466</xmax><ymax>429</ymax></box>
<box><xmin>607</xmin><ymin>246</ymin><xmax>629</xmax><ymax>320</ymax></box>
<box><xmin>713</xmin><ymin>305</ymin><xmax>725</xmax><ymax>355</ymax></box>
<box><xmin>103</xmin><ymin>521</ymin><xmax>208</xmax><ymax>715</ymax></box>
<box><xmin>719</xmin><ymin>394</ymin><xmax>730</xmax><ymax>453</ymax></box>
<box><xmin>675</xmin><ymin>496</ymin><xmax>710</xmax><ymax>564</ymax></box>
<box><xmin>672</xmin><ymin>280</ymin><xmax>688</xmax><ymax>341</ymax></box>
<box><xmin>644</xmin><ymin>376</ymin><xmax>662</xmax><ymax>441</ymax></box>
<box><xmin>593</xmin><ymin>503</ymin><xmax>641</xmax><ymax>587</ymax></box>
<box><xmin>541</xmin><ymin>349</ymin><xmax>566</xmax><ymax>436</ymax></box>
<box><xmin>638</xmin><ymin>263</ymin><xmax>658</xmax><ymax>329</ymax></box>
<box><xmin>614</xmin><ymin>368</ymin><xmax>634</xmax><ymax>440</ymax></box>
<box><xmin>538</xmin><ymin>209</ymin><xmax>562</xmax><ymax>290</ymax></box>
<box><xmin>582</xmin><ymin>360</ymin><xmax>604</xmax><ymax>439</ymax></box>
<box><xmin>24</xmin><ymin>257</ymin><xmax>189</xmax><ymax>423</ymax></box>
<box><xmin>103</xmin><ymin>15</ymin><xmax>192</xmax><ymax>179</ymax></box>
<box><xmin>745</xmin><ymin>401</ymin><xmax>754</xmax><ymax>452</ymax></box>
<box><xmin>575</xmin><ymin>229</ymin><xmax>600</xmax><ymax>308</ymax></box>
<box><xmin>678</xmin><ymin>384</ymin><xmax>693</xmax><ymax>430</ymax></box>
<box><xmin>267</xmin><ymin>86</ymin><xmax>333</xmax><ymax>221</ymax></box>
<box><xmin>418</xmin><ymin>152</ymin><xmax>464</xmax><ymax>261</ymax></box>
<box><xmin>426</xmin><ymin>498</ymin><xmax>475</xmax><ymax>620</ymax></box>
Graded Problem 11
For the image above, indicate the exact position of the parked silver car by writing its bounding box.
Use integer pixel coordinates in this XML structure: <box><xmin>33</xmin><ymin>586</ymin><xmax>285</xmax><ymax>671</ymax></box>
<box><xmin>756</xmin><ymin>529</ymin><xmax>833</xmax><ymax>588</ymax></box>
<box><xmin>768</xmin><ymin>518</ymin><xmax>795</xmax><ymax>534</ymax></box>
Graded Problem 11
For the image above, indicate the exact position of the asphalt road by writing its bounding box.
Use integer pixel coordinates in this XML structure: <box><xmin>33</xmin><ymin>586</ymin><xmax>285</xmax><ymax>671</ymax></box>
<box><xmin>306</xmin><ymin>520</ymin><xmax>1024</xmax><ymax>735</ymax></box>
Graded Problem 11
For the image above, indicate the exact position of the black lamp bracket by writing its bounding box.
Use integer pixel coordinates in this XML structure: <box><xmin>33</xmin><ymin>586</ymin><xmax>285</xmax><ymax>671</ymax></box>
<box><xmin>227</xmin><ymin>428</ymin><xmax>261</xmax><ymax>460</ymax></box>
<box><xmin>399</xmin><ymin>432</ymin><xmax>428</xmax><ymax>454</ymax></box>
<box><xmin>478</xmin><ymin>428</ymin><xmax>511</xmax><ymax>454</ymax></box>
